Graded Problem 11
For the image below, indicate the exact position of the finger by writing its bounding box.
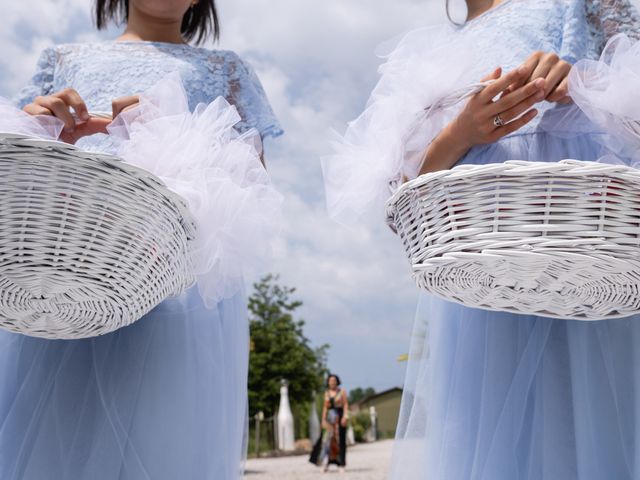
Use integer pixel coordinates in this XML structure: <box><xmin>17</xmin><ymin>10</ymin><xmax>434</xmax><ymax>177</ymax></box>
<box><xmin>35</xmin><ymin>96</ymin><xmax>75</xmax><ymax>131</ymax></box>
<box><xmin>488</xmin><ymin>77</ymin><xmax>545</xmax><ymax>116</ymax></box>
<box><xmin>490</xmin><ymin>108</ymin><xmax>538</xmax><ymax>141</ymax></box>
<box><xmin>546</xmin><ymin>74</ymin><xmax>571</xmax><ymax>102</ymax></box>
<box><xmin>510</xmin><ymin>52</ymin><xmax>541</xmax><ymax>91</ymax></box>
<box><xmin>112</xmin><ymin>95</ymin><xmax>140</xmax><ymax>118</ymax></box>
<box><xmin>496</xmin><ymin>87</ymin><xmax>545</xmax><ymax>123</ymax></box>
<box><xmin>479</xmin><ymin>66</ymin><xmax>529</xmax><ymax>103</ymax></box>
<box><xmin>480</xmin><ymin>67</ymin><xmax>502</xmax><ymax>83</ymax></box>
<box><xmin>529</xmin><ymin>53</ymin><xmax>559</xmax><ymax>84</ymax></box>
<box><xmin>542</xmin><ymin>62</ymin><xmax>571</xmax><ymax>98</ymax></box>
<box><xmin>59</xmin><ymin>131</ymin><xmax>76</xmax><ymax>144</ymax></box>
<box><xmin>54</xmin><ymin>89</ymin><xmax>89</xmax><ymax>122</ymax></box>
<box><xmin>556</xmin><ymin>94</ymin><xmax>573</xmax><ymax>105</ymax></box>
<box><xmin>72</xmin><ymin>118</ymin><xmax>111</xmax><ymax>139</ymax></box>
<box><xmin>23</xmin><ymin>103</ymin><xmax>52</xmax><ymax>116</ymax></box>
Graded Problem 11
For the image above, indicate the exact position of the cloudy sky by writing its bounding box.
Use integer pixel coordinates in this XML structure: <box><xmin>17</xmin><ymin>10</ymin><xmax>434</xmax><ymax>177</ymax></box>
<box><xmin>1</xmin><ymin>0</ymin><xmax>449</xmax><ymax>391</ymax></box>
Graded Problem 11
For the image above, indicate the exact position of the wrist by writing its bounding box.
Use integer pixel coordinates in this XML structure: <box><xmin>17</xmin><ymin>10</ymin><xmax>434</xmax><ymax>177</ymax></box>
<box><xmin>441</xmin><ymin>121</ymin><xmax>473</xmax><ymax>155</ymax></box>
<box><xmin>419</xmin><ymin>122</ymin><xmax>473</xmax><ymax>176</ymax></box>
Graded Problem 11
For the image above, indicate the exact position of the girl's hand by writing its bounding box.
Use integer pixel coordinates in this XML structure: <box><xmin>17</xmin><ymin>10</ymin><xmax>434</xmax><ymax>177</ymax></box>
<box><xmin>450</xmin><ymin>66</ymin><xmax>545</xmax><ymax>151</ymax></box>
<box><xmin>418</xmin><ymin>66</ymin><xmax>545</xmax><ymax>176</ymax></box>
<box><xmin>340</xmin><ymin>417</ymin><xmax>348</xmax><ymax>428</ymax></box>
<box><xmin>112</xmin><ymin>95</ymin><xmax>140</xmax><ymax>118</ymax></box>
<box><xmin>59</xmin><ymin>117</ymin><xmax>111</xmax><ymax>144</ymax></box>
<box><xmin>23</xmin><ymin>88</ymin><xmax>90</xmax><ymax>133</ymax></box>
<box><xmin>509</xmin><ymin>51</ymin><xmax>573</xmax><ymax>104</ymax></box>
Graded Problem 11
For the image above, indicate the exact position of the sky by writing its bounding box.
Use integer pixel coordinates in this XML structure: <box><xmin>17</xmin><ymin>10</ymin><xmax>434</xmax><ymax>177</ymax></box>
<box><xmin>0</xmin><ymin>0</ymin><xmax>448</xmax><ymax>392</ymax></box>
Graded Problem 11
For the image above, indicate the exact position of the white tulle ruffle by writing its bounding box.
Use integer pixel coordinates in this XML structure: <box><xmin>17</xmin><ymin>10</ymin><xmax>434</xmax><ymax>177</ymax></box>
<box><xmin>321</xmin><ymin>26</ymin><xmax>481</xmax><ymax>225</ymax></box>
<box><xmin>569</xmin><ymin>34</ymin><xmax>640</xmax><ymax>166</ymax></box>
<box><xmin>2</xmin><ymin>73</ymin><xmax>282</xmax><ymax>307</ymax></box>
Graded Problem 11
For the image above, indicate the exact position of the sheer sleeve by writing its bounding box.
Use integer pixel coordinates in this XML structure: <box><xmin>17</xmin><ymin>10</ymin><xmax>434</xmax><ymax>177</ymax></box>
<box><xmin>13</xmin><ymin>47</ymin><xmax>56</xmax><ymax>109</ymax></box>
<box><xmin>225</xmin><ymin>53</ymin><xmax>283</xmax><ymax>140</ymax></box>
<box><xmin>586</xmin><ymin>0</ymin><xmax>640</xmax><ymax>53</ymax></box>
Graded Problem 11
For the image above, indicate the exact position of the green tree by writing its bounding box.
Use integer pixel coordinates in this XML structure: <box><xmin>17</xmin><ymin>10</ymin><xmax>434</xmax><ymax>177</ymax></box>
<box><xmin>248</xmin><ymin>274</ymin><xmax>329</xmax><ymax>419</ymax></box>
<box><xmin>349</xmin><ymin>387</ymin><xmax>376</xmax><ymax>404</ymax></box>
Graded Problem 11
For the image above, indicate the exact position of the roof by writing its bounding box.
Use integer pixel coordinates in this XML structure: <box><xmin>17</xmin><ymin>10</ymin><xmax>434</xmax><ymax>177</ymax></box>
<box><xmin>353</xmin><ymin>387</ymin><xmax>403</xmax><ymax>407</ymax></box>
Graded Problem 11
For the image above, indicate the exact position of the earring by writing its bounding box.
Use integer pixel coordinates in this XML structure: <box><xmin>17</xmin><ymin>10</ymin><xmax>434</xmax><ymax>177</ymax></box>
<box><xmin>445</xmin><ymin>0</ymin><xmax>466</xmax><ymax>26</ymax></box>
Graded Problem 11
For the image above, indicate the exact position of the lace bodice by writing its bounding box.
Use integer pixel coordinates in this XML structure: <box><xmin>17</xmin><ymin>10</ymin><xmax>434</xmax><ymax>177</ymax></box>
<box><xmin>457</xmin><ymin>0</ymin><xmax>640</xmax><ymax>66</ymax></box>
<box><xmin>586</xmin><ymin>0</ymin><xmax>640</xmax><ymax>52</ymax></box>
<box><xmin>14</xmin><ymin>41</ymin><xmax>282</xmax><ymax>138</ymax></box>
<box><xmin>437</xmin><ymin>0</ymin><xmax>640</xmax><ymax>134</ymax></box>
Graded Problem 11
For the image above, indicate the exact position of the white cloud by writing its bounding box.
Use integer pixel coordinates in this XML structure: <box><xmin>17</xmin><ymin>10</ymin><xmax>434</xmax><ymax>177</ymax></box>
<box><xmin>212</xmin><ymin>1</ymin><xmax>446</xmax><ymax>389</ymax></box>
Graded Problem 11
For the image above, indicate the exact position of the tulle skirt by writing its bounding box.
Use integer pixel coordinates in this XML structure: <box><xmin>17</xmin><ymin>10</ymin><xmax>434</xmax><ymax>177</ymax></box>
<box><xmin>0</xmin><ymin>288</ymin><xmax>249</xmax><ymax>480</ymax></box>
<box><xmin>389</xmin><ymin>130</ymin><xmax>640</xmax><ymax>480</ymax></box>
<box><xmin>391</xmin><ymin>295</ymin><xmax>639</xmax><ymax>480</ymax></box>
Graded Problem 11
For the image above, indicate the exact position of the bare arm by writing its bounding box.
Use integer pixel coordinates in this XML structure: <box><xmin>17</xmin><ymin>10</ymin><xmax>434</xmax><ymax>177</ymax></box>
<box><xmin>341</xmin><ymin>390</ymin><xmax>349</xmax><ymax>427</ymax></box>
<box><xmin>321</xmin><ymin>392</ymin><xmax>329</xmax><ymax>429</ymax></box>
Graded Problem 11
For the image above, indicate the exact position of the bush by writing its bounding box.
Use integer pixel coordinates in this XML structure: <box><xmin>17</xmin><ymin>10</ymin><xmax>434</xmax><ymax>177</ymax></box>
<box><xmin>350</xmin><ymin>412</ymin><xmax>372</xmax><ymax>443</ymax></box>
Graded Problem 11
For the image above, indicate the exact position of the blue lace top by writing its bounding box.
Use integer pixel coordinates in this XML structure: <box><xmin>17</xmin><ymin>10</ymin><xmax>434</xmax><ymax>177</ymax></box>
<box><xmin>441</xmin><ymin>0</ymin><xmax>640</xmax><ymax>134</ymax></box>
<box><xmin>456</xmin><ymin>0</ymin><xmax>640</xmax><ymax>65</ymax></box>
<box><xmin>14</xmin><ymin>41</ymin><xmax>282</xmax><ymax>139</ymax></box>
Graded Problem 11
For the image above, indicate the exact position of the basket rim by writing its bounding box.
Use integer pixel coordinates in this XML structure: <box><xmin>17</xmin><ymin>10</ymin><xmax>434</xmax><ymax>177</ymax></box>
<box><xmin>386</xmin><ymin>159</ymin><xmax>640</xmax><ymax>224</ymax></box>
<box><xmin>0</xmin><ymin>131</ymin><xmax>197</xmax><ymax>240</ymax></box>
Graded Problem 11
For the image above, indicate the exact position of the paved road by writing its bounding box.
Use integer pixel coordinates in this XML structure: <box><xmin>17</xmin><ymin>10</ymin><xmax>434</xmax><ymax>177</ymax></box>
<box><xmin>244</xmin><ymin>439</ymin><xmax>394</xmax><ymax>480</ymax></box>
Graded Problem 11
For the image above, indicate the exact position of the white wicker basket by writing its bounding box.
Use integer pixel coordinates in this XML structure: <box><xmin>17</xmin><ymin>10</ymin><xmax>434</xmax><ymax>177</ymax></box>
<box><xmin>386</xmin><ymin>160</ymin><xmax>640</xmax><ymax>320</ymax></box>
<box><xmin>0</xmin><ymin>133</ymin><xmax>197</xmax><ymax>339</ymax></box>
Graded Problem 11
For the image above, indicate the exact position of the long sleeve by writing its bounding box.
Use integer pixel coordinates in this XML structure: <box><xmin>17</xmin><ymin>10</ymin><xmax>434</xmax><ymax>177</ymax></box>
<box><xmin>225</xmin><ymin>53</ymin><xmax>283</xmax><ymax>140</ymax></box>
<box><xmin>586</xmin><ymin>0</ymin><xmax>640</xmax><ymax>53</ymax></box>
<box><xmin>13</xmin><ymin>47</ymin><xmax>56</xmax><ymax>109</ymax></box>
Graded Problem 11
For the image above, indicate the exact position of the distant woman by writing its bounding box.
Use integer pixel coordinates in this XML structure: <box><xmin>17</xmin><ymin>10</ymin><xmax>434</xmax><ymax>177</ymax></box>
<box><xmin>309</xmin><ymin>373</ymin><xmax>349</xmax><ymax>472</ymax></box>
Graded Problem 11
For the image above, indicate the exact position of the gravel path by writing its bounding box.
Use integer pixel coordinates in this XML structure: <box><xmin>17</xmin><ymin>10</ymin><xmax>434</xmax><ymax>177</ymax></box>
<box><xmin>244</xmin><ymin>439</ymin><xmax>394</xmax><ymax>480</ymax></box>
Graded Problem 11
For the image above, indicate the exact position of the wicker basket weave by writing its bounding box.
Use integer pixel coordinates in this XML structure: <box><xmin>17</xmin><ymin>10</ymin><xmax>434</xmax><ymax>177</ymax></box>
<box><xmin>386</xmin><ymin>160</ymin><xmax>640</xmax><ymax>320</ymax></box>
<box><xmin>0</xmin><ymin>133</ymin><xmax>197</xmax><ymax>339</ymax></box>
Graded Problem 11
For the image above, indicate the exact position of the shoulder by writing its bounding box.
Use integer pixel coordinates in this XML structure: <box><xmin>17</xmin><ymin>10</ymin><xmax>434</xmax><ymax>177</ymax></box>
<box><xmin>35</xmin><ymin>42</ymin><xmax>104</xmax><ymax>64</ymax></box>
<box><xmin>198</xmin><ymin>48</ymin><xmax>251</xmax><ymax>70</ymax></box>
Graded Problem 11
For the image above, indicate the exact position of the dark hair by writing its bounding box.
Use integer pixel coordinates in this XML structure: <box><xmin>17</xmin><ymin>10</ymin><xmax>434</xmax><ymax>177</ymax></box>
<box><xmin>326</xmin><ymin>374</ymin><xmax>341</xmax><ymax>387</ymax></box>
<box><xmin>95</xmin><ymin>0</ymin><xmax>220</xmax><ymax>45</ymax></box>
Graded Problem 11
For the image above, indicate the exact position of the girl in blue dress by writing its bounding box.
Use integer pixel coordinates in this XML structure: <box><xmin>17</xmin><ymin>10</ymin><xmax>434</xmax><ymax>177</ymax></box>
<box><xmin>324</xmin><ymin>1</ymin><xmax>640</xmax><ymax>479</ymax></box>
<box><xmin>0</xmin><ymin>1</ymin><xmax>282</xmax><ymax>479</ymax></box>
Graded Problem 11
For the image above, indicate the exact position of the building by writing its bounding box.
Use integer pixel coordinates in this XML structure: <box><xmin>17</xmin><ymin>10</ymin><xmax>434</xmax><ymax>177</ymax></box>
<box><xmin>351</xmin><ymin>387</ymin><xmax>403</xmax><ymax>439</ymax></box>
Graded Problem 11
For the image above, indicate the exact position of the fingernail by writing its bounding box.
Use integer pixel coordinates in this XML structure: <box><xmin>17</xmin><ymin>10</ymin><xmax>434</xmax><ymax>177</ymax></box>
<box><xmin>81</xmin><ymin>112</ymin><xmax>90</xmax><ymax>121</ymax></box>
<box><xmin>535</xmin><ymin>78</ymin><xmax>545</xmax><ymax>87</ymax></box>
<box><xmin>518</xmin><ymin>66</ymin><xmax>526</xmax><ymax>75</ymax></box>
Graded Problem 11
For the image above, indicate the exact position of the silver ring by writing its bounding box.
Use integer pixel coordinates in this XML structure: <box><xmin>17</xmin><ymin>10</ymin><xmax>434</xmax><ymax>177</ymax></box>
<box><xmin>493</xmin><ymin>114</ymin><xmax>505</xmax><ymax>127</ymax></box>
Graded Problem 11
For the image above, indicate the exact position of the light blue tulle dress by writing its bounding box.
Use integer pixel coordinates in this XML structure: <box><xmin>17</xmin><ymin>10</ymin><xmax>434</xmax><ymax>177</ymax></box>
<box><xmin>0</xmin><ymin>41</ymin><xmax>281</xmax><ymax>480</ymax></box>
<box><xmin>364</xmin><ymin>1</ymin><xmax>640</xmax><ymax>479</ymax></box>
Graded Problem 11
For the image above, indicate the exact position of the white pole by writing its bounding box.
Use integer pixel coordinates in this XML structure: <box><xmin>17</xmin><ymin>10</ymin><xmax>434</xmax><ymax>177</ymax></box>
<box><xmin>309</xmin><ymin>391</ymin><xmax>321</xmax><ymax>444</ymax></box>
<box><xmin>277</xmin><ymin>379</ymin><xmax>295</xmax><ymax>451</ymax></box>
<box><xmin>368</xmin><ymin>406</ymin><xmax>378</xmax><ymax>442</ymax></box>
